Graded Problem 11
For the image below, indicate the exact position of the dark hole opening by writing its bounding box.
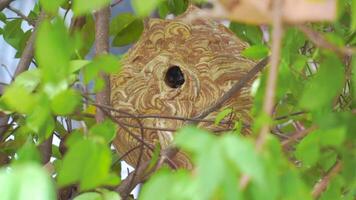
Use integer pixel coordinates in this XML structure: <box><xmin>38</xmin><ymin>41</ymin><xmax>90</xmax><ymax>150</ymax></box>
<box><xmin>164</xmin><ymin>66</ymin><xmax>185</xmax><ymax>89</ymax></box>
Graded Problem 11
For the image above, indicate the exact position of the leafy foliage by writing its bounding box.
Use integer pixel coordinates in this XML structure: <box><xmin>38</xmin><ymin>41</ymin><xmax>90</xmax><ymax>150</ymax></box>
<box><xmin>0</xmin><ymin>0</ymin><xmax>355</xmax><ymax>200</ymax></box>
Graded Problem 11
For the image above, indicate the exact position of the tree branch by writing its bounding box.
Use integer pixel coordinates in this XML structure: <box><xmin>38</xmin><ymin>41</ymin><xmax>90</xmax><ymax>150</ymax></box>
<box><xmin>0</xmin><ymin>11</ymin><xmax>46</xmax><ymax>140</ymax></box>
<box><xmin>312</xmin><ymin>160</ymin><xmax>342</xmax><ymax>199</ymax></box>
<box><xmin>7</xmin><ymin>5</ymin><xmax>35</xmax><ymax>26</ymax></box>
<box><xmin>94</xmin><ymin>6</ymin><xmax>111</xmax><ymax>123</ymax></box>
<box><xmin>240</xmin><ymin>0</ymin><xmax>283</xmax><ymax>190</ymax></box>
<box><xmin>297</xmin><ymin>24</ymin><xmax>355</xmax><ymax>57</ymax></box>
<box><xmin>0</xmin><ymin>0</ymin><xmax>12</xmax><ymax>12</ymax></box>
<box><xmin>193</xmin><ymin>57</ymin><xmax>269</xmax><ymax>121</ymax></box>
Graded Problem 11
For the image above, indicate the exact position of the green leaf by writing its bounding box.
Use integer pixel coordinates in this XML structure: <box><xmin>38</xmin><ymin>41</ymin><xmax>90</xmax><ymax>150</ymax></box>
<box><xmin>0</xmin><ymin>12</ymin><xmax>6</xmax><ymax>22</ymax></box>
<box><xmin>0</xmin><ymin>163</ymin><xmax>56</xmax><ymax>200</ymax></box>
<box><xmin>352</xmin><ymin>0</ymin><xmax>356</xmax><ymax>30</ymax></box>
<box><xmin>110</xmin><ymin>13</ymin><xmax>136</xmax><ymax>36</ymax></box>
<box><xmin>57</xmin><ymin>139</ymin><xmax>119</xmax><ymax>190</ymax></box>
<box><xmin>132</xmin><ymin>0</ymin><xmax>164</xmax><ymax>17</ymax></box>
<box><xmin>167</xmin><ymin>0</ymin><xmax>189</xmax><ymax>15</ymax></box>
<box><xmin>221</xmin><ymin>135</ymin><xmax>266</xmax><ymax>186</ymax></box>
<box><xmin>13</xmin><ymin>69</ymin><xmax>41</xmax><ymax>92</ymax></box>
<box><xmin>35</xmin><ymin>19</ymin><xmax>72</xmax><ymax>84</ymax></box>
<box><xmin>112</xmin><ymin>19</ymin><xmax>143</xmax><ymax>47</ymax></box>
<box><xmin>175</xmin><ymin>126</ymin><xmax>214</xmax><ymax>153</ymax></box>
<box><xmin>83</xmin><ymin>55</ymin><xmax>121</xmax><ymax>83</ymax></box>
<box><xmin>241</xmin><ymin>44</ymin><xmax>269</xmax><ymax>59</ymax></box>
<box><xmin>70</xmin><ymin>60</ymin><xmax>90</xmax><ymax>73</ymax></box>
<box><xmin>14</xmin><ymin>141</ymin><xmax>41</xmax><ymax>164</ymax></box>
<box><xmin>1</xmin><ymin>84</ymin><xmax>36</xmax><ymax>114</ymax></box>
<box><xmin>3</xmin><ymin>19</ymin><xmax>24</xmax><ymax>50</ymax></box>
<box><xmin>229</xmin><ymin>22</ymin><xmax>263</xmax><ymax>45</ymax></box>
<box><xmin>73</xmin><ymin>189</ymin><xmax>120</xmax><ymax>200</ymax></box>
<box><xmin>51</xmin><ymin>89</ymin><xmax>81</xmax><ymax>115</ymax></box>
<box><xmin>72</xmin><ymin>0</ymin><xmax>111</xmax><ymax>16</ymax></box>
<box><xmin>319</xmin><ymin>126</ymin><xmax>346</xmax><ymax>147</ymax></box>
<box><xmin>39</xmin><ymin>0</ymin><xmax>65</xmax><ymax>14</ymax></box>
<box><xmin>26</xmin><ymin>99</ymin><xmax>54</xmax><ymax>140</ymax></box>
<box><xmin>140</xmin><ymin>169</ymin><xmax>194</xmax><ymax>200</ymax></box>
<box><xmin>299</xmin><ymin>54</ymin><xmax>344</xmax><ymax>110</ymax></box>
<box><xmin>295</xmin><ymin>130</ymin><xmax>320</xmax><ymax>167</ymax></box>
<box><xmin>215</xmin><ymin>108</ymin><xmax>233</xmax><ymax>125</ymax></box>
<box><xmin>89</xmin><ymin>120</ymin><xmax>117</xmax><ymax>143</ymax></box>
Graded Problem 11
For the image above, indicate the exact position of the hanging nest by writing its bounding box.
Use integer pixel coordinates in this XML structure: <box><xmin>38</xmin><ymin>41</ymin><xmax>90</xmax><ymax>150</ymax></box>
<box><xmin>110</xmin><ymin>6</ymin><xmax>256</xmax><ymax>169</ymax></box>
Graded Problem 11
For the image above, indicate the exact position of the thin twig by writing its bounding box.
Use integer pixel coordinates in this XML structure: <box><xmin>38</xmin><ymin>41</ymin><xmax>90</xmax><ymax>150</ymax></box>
<box><xmin>14</xmin><ymin>11</ymin><xmax>46</xmax><ymax>77</ymax></box>
<box><xmin>312</xmin><ymin>160</ymin><xmax>342</xmax><ymax>199</ymax></box>
<box><xmin>281</xmin><ymin>125</ymin><xmax>318</xmax><ymax>148</ymax></box>
<box><xmin>240</xmin><ymin>0</ymin><xmax>283</xmax><ymax>190</ymax></box>
<box><xmin>111</xmin><ymin>0</ymin><xmax>124</xmax><ymax>7</ymax></box>
<box><xmin>297</xmin><ymin>24</ymin><xmax>355</xmax><ymax>57</ymax></box>
<box><xmin>0</xmin><ymin>11</ymin><xmax>46</xmax><ymax>140</ymax></box>
<box><xmin>193</xmin><ymin>57</ymin><xmax>269</xmax><ymax>121</ymax></box>
<box><xmin>7</xmin><ymin>5</ymin><xmax>35</xmax><ymax>26</ymax></box>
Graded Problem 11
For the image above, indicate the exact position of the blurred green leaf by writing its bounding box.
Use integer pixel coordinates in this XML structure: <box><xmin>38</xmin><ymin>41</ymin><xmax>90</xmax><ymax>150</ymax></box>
<box><xmin>13</xmin><ymin>69</ymin><xmax>41</xmax><ymax>92</ymax></box>
<box><xmin>229</xmin><ymin>22</ymin><xmax>263</xmax><ymax>45</ymax></box>
<box><xmin>72</xmin><ymin>0</ymin><xmax>111</xmax><ymax>16</ymax></box>
<box><xmin>351</xmin><ymin>0</ymin><xmax>356</xmax><ymax>30</ymax></box>
<box><xmin>1</xmin><ymin>84</ymin><xmax>36</xmax><ymax>114</ymax></box>
<box><xmin>26</xmin><ymin>99</ymin><xmax>54</xmax><ymax>139</ymax></box>
<box><xmin>140</xmin><ymin>169</ymin><xmax>194</xmax><ymax>200</ymax></box>
<box><xmin>73</xmin><ymin>189</ymin><xmax>120</xmax><ymax>200</ymax></box>
<box><xmin>39</xmin><ymin>0</ymin><xmax>65</xmax><ymax>14</ymax></box>
<box><xmin>0</xmin><ymin>163</ymin><xmax>56</xmax><ymax>200</ymax></box>
<box><xmin>89</xmin><ymin>120</ymin><xmax>117</xmax><ymax>143</ymax></box>
<box><xmin>241</xmin><ymin>44</ymin><xmax>269</xmax><ymax>59</ymax></box>
<box><xmin>35</xmin><ymin>19</ymin><xmax>72</xmax><ymax>85</ymax></box>
<box><xmin>295</xmin><ymin>130</ymin><xmax>320</xmax><ymax>167</ymax></box>
<box><xmin>319</xmin><ymin>126</ymin><xmax>346</xmax><ymax>147</ymax></box>
<box><xmin>221</xmin><ymin>135</ymin><xmax>266</xmax><ymax>186</ymax></box>
<box><xmin>14</xmin><ymin>141</ymin><xmax>41</xmax><ymax>164</ymax></box>
<box><xmin>132</xmin><ymin>0</ymin><xmax>164</xmax><ymax>17</ymax></box>
<box><xmin>215</xmin><ymin>108</ymin><xmax>233</xmax><ymax>125</ymax></box>
<box><xmin>51</xmin><ymin>89</ymin><xmax>81</xmax><ymax>115</ymax></box>
<box><xmin>57</xmin><ymin>139</ymin><xmax>119</xmax><ymax>190</ymax></box>
<box><xmin>300</xmin><ymin>55</ymin><xmax>344</xmax><ymax>110</ymax></box>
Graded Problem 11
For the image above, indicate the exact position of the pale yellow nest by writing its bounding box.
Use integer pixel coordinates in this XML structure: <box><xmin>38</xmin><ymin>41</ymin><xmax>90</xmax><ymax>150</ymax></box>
<box><xmin>110</xmin><ymin>6</ymin><xmax>255</xmax><ymax>169</ymax></box>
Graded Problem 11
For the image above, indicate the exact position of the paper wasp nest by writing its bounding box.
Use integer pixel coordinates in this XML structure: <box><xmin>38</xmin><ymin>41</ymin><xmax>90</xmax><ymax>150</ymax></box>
<box><xmin>110</xmin><ymin>6</ymin><xmax>255</xmax><ymax>169</ymax></box>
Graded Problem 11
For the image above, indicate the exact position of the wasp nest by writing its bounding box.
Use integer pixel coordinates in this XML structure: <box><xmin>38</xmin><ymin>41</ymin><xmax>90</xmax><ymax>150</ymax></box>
<box><xmin>110</xmin><ymin>6</ymin><xmax>256</xmax><ymax>169</ymax></box>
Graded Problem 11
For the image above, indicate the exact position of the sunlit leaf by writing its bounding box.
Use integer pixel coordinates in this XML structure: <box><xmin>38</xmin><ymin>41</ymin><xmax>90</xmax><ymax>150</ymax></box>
<box><xmin>215</xmin><ymin>108</ymin><xmax>233</xmax><ymax>125</ymax></box>
<box><xmin>51</xmin><ymin>89</ymin><xmax>81</xmax><ymax>115</ymax></box>
<box><xmin>0</xmin><ymin>163</ymin><xmax>56</xmax><ymax>200</ymax></box>
<box><xmin>131</xmin><ymin>0</ymin><xmax>164</xmax><ymax>17</ymax></box>
<box><xmin>39</xmin><ymin>0</ymin><xmax>65</xmax><ymax>14</ymax></box>
<box><xmin>57</xmin><ymin>139</ymin><xmax>119</xmax><ymax>190</ymax></box>
<box><xmin>72</xmin><ymin>0</ymin><xmax>111</xmax><ymax>16</ymax></box>
<box><xmin>89</xmin><ymin>119</ymin><xmax>117</xmax><ymax>143</ymax></box>
<box><xmin>36</xmin><ymin>19</ymin><xmax>72</xmax><ymax>84</ymax></box>
<box><xmin>242</xmin><ymin>44</ymin><xmax>269</xmax><ymax>59</ymax></box>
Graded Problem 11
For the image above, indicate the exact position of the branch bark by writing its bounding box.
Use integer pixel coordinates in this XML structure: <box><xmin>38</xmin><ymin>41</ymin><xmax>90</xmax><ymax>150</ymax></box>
<box><xmin>312</xmin><ymin>160</ymin><xmax>342</xmax><ymax>199</ymax></box>
<box><xmin>240</xmin><ymin>0</ymin><xmax>283</xmax><ymax>190</ymax></box>
<box><xmin>0</xmin><ymin>0</ymin><xmax>12</xmax><ymax>12</ymax></box>
<box><xmin>94</xmin><ymin>6</ymin><xmax>111</xmax><ymax>123</ymax></box>
<box><xmin>0</xmin><ymin>11</ymin><xmax>46</xmax><ymax>140</ymax></box>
